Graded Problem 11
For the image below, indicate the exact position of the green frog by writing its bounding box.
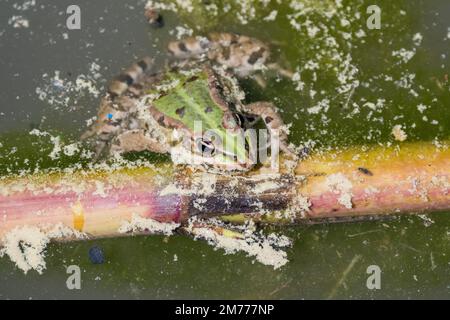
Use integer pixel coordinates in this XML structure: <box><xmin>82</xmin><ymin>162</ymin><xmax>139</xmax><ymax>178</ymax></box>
<box><xmin>82</xmin><ymin>33</ymin><xmax>295</xmax><ymax>172</ymax></box>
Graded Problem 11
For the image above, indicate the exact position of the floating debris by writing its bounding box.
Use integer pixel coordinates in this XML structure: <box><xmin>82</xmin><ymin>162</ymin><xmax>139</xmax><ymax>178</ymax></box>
<box><xmin>88</xmin><ymin>246</ymin><xmax>105</xmax><ymax>264</ymax></box>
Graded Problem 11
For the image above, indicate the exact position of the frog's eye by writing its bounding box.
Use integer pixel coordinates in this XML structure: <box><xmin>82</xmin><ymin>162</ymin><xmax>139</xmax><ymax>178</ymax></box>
<box><xmin>196</xmin><ymin>139</ymin><xmax>216</xmax><ymax>157</ymax></box>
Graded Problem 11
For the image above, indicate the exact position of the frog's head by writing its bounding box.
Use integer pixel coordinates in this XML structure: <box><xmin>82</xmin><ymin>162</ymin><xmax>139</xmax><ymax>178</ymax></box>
<box><xmin>169</xmin><ymin>112</ymin><xmax>255</xmax><ymax>172</ymax></box>
<box><xmin>197</xmin><ymin>113</ymin><xmax>256</xmax><ymax>171</ymax></box>
<box><xmin>152</xmin><ymin>68</ymin><xmax>255</xmax><ymax>172</ymax></box>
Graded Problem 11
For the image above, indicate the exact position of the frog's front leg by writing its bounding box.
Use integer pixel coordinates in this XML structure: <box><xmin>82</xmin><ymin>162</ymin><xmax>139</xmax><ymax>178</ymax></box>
<box><xmin>242</xmin><ymin>102</ymin><xmax>296</xmax><ymax>157</ymax></box>
<box><xmin>110</xmin><ymin>129</ymin><xmax>171</xmax><ymax>156</ymax></box>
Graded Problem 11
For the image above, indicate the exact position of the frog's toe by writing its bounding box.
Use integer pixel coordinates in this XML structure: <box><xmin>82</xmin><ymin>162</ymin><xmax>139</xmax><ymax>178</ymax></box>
<box><xmin>91</xmin><ymin>140</ymin><xmax>111</xmax><ymax>162</ymax></box>
<box><xmin>281</xmin><ymin>143</ymin><xmax>299</xmax><ymax>159</ymax></box>
<box><xmin>252</xmin><ymin>74</ymin><xmax>267</xmax><ymax>88</ymax></box>
<box><xmin>80</xmin><ymin>128</ymin><xmax>95</xmax><ymax>141</ymax></box>
<box><xmin>267</xmin><ymin>63</ymin><xmax>294</xmax><ymax>80</ymax></box>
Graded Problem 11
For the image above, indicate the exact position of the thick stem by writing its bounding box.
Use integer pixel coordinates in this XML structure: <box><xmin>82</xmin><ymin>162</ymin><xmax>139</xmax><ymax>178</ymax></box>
<box><xmin>296</xmin><ymin>142</ymin><xmax>450</xmax><ymax>220</ymax></box>
<box><xmin>0</xmin><ymin>141</ymin><xmax>448</xmax><ymax>242</ymax></box>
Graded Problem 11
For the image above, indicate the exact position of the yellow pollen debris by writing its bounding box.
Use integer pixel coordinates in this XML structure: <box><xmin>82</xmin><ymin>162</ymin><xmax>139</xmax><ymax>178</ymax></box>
<box><xmin>72</xmin><ymin>201</ymin><xmax>85</xmax><ymax>232</ymax></box>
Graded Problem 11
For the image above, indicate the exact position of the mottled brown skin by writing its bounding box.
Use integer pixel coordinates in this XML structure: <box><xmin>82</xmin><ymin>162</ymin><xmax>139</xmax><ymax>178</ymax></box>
<box><xmin>168</xmin><ymin>33</ymin><xmax>271</xmax><ymax>78</ymax></box>
<box><xmin>82</xmin><ymin>33</ymin><xmax>296</xmax><ymax>164</ymax></box>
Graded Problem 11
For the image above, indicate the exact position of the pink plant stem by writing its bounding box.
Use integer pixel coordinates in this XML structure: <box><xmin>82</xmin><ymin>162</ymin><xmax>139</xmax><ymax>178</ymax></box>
<box><xmin>296</xmin><ymin>142</ymin><xmax>450</xmax><ymax>220</ymax></box>
<box><xmin>0</xmin><ymin>141</ymin><xmax>448</xmax><ymax>242</ymax></box>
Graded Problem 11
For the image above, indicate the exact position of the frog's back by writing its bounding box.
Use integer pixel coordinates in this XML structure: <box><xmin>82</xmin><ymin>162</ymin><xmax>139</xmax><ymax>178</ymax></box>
<box><xmin>150</xmin><ymin>68</ymin><xmax>228</xmax><ymax>132</ymax></box>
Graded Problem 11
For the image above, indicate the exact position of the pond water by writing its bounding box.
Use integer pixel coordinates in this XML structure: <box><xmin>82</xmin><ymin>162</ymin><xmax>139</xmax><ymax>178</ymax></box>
<box><xmin>0</xmin><ymin>0</ymin><xmax>449</xmax><ymax>299</ymax></box>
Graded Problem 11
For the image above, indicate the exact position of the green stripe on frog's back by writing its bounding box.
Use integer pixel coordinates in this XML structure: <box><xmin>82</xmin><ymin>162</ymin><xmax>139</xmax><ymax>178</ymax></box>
<box><xmin>152</xmin><ymin>73</ymin><xmax>224</xmax><ymax>132</ymax></box>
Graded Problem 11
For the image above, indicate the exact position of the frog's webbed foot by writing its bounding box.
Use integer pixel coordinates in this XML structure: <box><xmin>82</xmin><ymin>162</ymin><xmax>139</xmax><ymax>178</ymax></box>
<box><xmin>241</xmin><ymin>102</ymin><xmax>297</xmax><ymax>159</ymax></box>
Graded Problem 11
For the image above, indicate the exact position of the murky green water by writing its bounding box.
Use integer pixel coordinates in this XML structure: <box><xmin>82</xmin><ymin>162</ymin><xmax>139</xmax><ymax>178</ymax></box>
<box><xmin>0</xmin><ymin>0</ymin><xmax>449</xmax><ymax>299</ymax></box>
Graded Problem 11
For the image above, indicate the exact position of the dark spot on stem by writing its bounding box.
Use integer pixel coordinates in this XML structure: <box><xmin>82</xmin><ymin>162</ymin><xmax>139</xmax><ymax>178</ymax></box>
<box><xmin>358</xmin><ymin>167</ymin><xmax>373</xmax><ymax>176</ymax></box>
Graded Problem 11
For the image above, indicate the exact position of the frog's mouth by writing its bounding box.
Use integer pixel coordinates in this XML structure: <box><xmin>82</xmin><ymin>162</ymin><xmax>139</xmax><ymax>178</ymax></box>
<box><xmin>168</xmin><ymin>126</ymin><xmax>276</xmax><ymax>171</ymax></box>
<box><xmin>169</xmin><ymin>142</ymin><xmax>254</xmax><ymax>171</ymax></box>
<box><xmin>199</xmin><ymin>131</ymin><xmax>258</xmax><ymax>171</ymax></box>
